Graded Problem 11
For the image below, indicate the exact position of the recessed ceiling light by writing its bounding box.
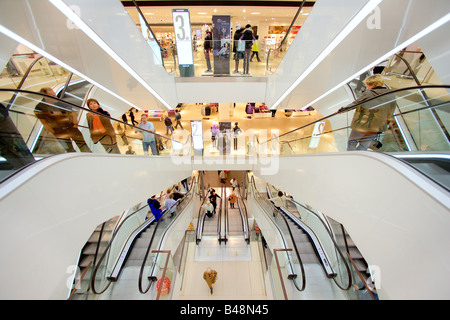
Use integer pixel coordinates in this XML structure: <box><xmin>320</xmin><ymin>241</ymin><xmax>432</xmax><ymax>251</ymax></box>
<box><xmin>198</xmin><ymin>12</ymin><xmax>207</xmax><ymax>15</ymax></box>
<box><xmin>144</xmin><ymin>12</ymin><xmax>154</xmax><ymax>15</ymax></box>
<box><xmin>251</xmin><ymin>12</ymin><xmax>261</xmax><ymax>15</ymax></box>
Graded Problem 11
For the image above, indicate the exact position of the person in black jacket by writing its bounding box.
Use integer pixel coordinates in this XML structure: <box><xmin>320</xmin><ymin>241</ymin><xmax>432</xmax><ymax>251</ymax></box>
<box><xmin>208</xmin><ymin>189</ymin><xmax>221</xmax><ymax>214</ymax></box>
<box><xmin>239</xmin><ymin>24</ymin><xmax>256</xmax><ymax>74</ymax></box>
<box><xmin>232</xmin><ymin>24</ymin><xmax>243</xmax><ymax>73</ymax></box>
<box><xmin>204</xmin><ymin>30</ymin><xmax>213</xmax><ymax>72</ymax></box>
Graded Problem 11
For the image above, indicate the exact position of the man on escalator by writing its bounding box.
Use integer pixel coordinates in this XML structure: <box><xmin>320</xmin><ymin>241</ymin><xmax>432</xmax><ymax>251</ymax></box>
<box><xmin>338</xmin><ymin>74</ymin><xmax>395</xmax><ymax>151</ymax></box>
<box><xmin>34</xmin><ymin>87</ymin><xmax>91</xmax><ymax>153</ymax></box>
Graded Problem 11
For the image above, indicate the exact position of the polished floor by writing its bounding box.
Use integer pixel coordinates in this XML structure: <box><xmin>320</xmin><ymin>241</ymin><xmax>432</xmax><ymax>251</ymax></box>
<box><xmin>178</xmin><ymin>236</ymin><xmax>267</xmax><ymax>300</ymax></box>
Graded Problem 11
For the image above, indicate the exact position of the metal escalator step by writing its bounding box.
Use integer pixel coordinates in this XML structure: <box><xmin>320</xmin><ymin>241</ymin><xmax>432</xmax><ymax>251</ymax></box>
<box><xmin>79</xmin><ymin>255</ymin><xmax>94</xmax><ymax>267</ymax></box>
<box><xmin>353</xmin><ymin>259</ymin><xmax>368</xmax><ymax>272</ymax></box>
<box><xmin>296</xmin><ymin>242</ymin><xmax>316</xmax><ymax>254</ymax></box>
<box><xmin>127</xmin><ymin>247</ymin><xmax>147</xmax><ymax>261</ymax></box>
<box><xmin>349</xmin><ymin>247</ymin><xmax>363</xmax><ymax>259</ymax></box>
<box><xmin>301</xmin><ymin>253</ymin><xmax>320</xmax><ymax>264</ymax></box>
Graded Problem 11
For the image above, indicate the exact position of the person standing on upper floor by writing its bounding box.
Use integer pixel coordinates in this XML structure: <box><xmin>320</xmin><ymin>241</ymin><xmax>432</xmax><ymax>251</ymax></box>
<box><xmin>239</xmin><ymin>24</ymin><xmax>256</xmax><ymax>75</ymax></box>
<box><xmin>129</xmin><ymin>108</ymin><xmax>138</xmax><ymax>126</ymax></box>
<box><xmin>204</xmin><ymin>30</ymin><xmax>213</xmax><ymax>73</ymax></box>
<box><xmin>338</xmin><ymin>74</ymin><xmax>396</xmax><ymax>151</ymax></box>
<box><xmin>135</xmin><ymin>113</ymin><xmax>157</xmax><ymax>155</ymax></box>
<box><xmin>164</xmin><ymin>115</ymin><xmax>174</xmax><ymax>136</ymax></box>
<box><xmin>174</xmin><ymin>110</ymin><xmax>183</xmax><ymax>129</ymax></box>
<box><xmin>86</xmin><ymin>98</ymin><xmax>121</xmax><ymax>154</ymax></box>
<box><xmin>250</xmin><ymin>35</ymin><xmax>261</xmax><ymax>62</ymax></box>
<box><xmin>232</xmin><ymin>24</ymin><xmax>244</xmax><ymax>74</ymax></box>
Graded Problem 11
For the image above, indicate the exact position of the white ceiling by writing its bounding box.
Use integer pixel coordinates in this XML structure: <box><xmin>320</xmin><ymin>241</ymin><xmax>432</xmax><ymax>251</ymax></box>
<box><xmin>124</xmin><ymin>3</ymin><xmax>313</xmax><ymax>32</ymax></box>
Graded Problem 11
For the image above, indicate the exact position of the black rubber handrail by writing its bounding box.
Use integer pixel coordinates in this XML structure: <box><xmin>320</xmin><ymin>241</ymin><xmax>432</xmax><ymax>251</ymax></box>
<box><xmin>259</xmin><ymin>84</ymin><xmax>450</xmax><ymax>145</ymax></box>
<box><xmin>138</xmin><ymin>178</ymin><xmax>197</xmax><ymax>294</ymax></box>
<box><xmin>250</xmin><ymin>175</ymin><xmax>306</xmax><ymax>292</ymax></box>
<box><xmin>0</xmin><ymin>88</ymin><xmax>184</xmax><ymax>145</ymax></box>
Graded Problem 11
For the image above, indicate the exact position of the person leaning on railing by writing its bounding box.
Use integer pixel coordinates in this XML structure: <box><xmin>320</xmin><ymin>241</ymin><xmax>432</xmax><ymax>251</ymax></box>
<box><xmin>338</xmin><ymin>74</ymin><xmax>396</xmax><ymax>151</ymax></box>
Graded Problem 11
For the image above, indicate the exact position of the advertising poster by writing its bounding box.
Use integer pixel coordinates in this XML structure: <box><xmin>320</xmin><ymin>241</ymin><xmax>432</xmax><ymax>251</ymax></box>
<box><xmin>212</xmin><ymin>15</ymin><xmax>231</xmax><ymax>76</ymax></box>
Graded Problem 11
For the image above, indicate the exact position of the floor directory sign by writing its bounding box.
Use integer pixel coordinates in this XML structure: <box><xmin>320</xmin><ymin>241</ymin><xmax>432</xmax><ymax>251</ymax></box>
<box><xmin>172</xmin><ymin>9</ymin><xmax>194</xmax><ymax>76</ymax></box>
<box><xmin>191</xmin><ymin>120</ymin><xmax>204</xmax><ymax>155</ymax></box>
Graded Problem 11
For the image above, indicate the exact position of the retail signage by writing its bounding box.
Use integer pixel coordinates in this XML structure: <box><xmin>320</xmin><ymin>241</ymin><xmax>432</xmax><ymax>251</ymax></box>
<box><xmin>190</xmin><ymin>120</ymin><xmax>204</xmax><ymax>150</ymax></box>
<box><xmin>309</xmin><ymin>121</ymin><xmax>326</xmax><ymax>148</ymax></box>
<box><xmin>172</xmin><ymin>9</ymin><xmax>194</xmax><ymax>76</ymax></box>
<box><xmin>212</xmin><ymin>15</ymin><xmax>231</xmax><ymax>75</ymax></box>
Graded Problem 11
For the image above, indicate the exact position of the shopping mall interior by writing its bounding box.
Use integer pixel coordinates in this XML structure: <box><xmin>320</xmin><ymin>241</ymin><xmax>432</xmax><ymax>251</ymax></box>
<box><xmin>0</xmin><ymin>0</ymin><xmax>449</xmax><ymax>303</ymax></box>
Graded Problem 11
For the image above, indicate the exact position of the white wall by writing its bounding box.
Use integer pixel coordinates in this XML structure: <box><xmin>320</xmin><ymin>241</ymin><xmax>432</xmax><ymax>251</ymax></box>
<box><xmin>1</xmin><ymin>152</ymin><xmax>449</xmax><ymax>299</ymax></box>
<box><xmin>0</xmin><ymin>153</ymin><xmax>192</xmax><ymax>299</ymax></box>
<box><xmin>253</xmin><ymin>152</ymin><xmax>450</xmax><ymax>299</ymax></box>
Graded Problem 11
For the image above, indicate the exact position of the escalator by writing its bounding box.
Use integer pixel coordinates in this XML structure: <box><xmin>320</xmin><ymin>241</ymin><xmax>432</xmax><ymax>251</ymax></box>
<box><xmin>250</xmin><ymin>174</ymin><xmax>354</xmax><ymax>299</ymax></box>
<box><xmin>69</xmin><ymin>177</ymin><xmax>197</xmax><ymax>300</ymax></box>
<box><xmin>0</xmin><ymin>87</ymin><xmax>186</xmax><ymax>183</ymax></box>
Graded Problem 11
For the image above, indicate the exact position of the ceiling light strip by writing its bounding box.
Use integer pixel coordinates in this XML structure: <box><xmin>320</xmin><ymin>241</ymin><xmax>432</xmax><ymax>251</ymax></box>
<box><xmin>303</xmin><ymin>12</ymin><xmax>450</xmax><ymax>109</ymax></box>
<box><xmin>0</xmin><ymin>25</ymin><xmax>141</xmax><ymax>111</ymax></box>
<box><xmin>48</xmin><ymin>0</ymin><xmax>173</xmax><ymax>109</ymax></box>
<box><xmin>270</xmin><ymin>0</ymin><xmax>383</xmax><ymax>110</ymax></box>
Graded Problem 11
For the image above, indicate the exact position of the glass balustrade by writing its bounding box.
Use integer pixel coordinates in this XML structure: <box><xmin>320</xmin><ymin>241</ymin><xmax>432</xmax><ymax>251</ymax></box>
<box><xmin>0</xmin><ymin>88</ymin><xmax>190</xmax><ymax>183</ymax></box>
<box><xmin>260</xmin><ymin>86</ymin><xmax>450</xmax><ymax>155</ymax></box>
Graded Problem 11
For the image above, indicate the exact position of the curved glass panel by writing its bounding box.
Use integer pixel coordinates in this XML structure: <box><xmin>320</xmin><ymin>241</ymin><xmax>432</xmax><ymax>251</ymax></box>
<box><xmin>0</xmin><ymin>88</ymin><xmax>190</xmax><ymax>183</ymax></box>
<box><xmin>260</xmin><ymin>86</ymin><xmax>450</xmax><ymax>155</ymax></box>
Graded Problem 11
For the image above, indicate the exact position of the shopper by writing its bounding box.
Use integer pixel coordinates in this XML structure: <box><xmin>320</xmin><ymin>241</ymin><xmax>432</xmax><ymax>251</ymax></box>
<box><xmin>34</xmin><ymin>87</ymin><xmax>91</xmax><ymax>153</ymax></box>
<box><xmin>174</xmin><ymin>110</ymin><xmax>183</xmax><ymax>129</ymax></box>
<box><xmin>250</xmin><ymin>35</ymin><xmax>261</xmax><ymax>62</ymax></box>
<box><xmin>203</xmin><ymin>267</ymin><xmax>217</xmax><ymax>295</ymax></box>
<box><xmin>228</xmin><ymin>191</ymin><xmax>240</xmax><ymax>209</ymax></box>
<box><xmin>86</xmin><ymin>98</ymin><xmax>121</xmax><ymax>154</ymax></box>
<box><xmin>208</xmin><ymin>189</ymin><xmax>221</xmax><ymax>214</ymax></box>
<box><xmin>239</xmin><ymin>24</ymin><xmax>256</xmax><ymax>74</ymax></box>
<box><xmin>164</xmin><ymin>115</ymin><xmax>174</xmax><ymax>135</ymax></box>
<box><xmin>204</xmin><ymin>30</ymin><xmax>213</xmax><ymax>73</ymax></box>
<box><xmin>164</xmin><ymin>193</ymin><xmax>178</xmax><ymax>218</ymax></box>
<box><xmin>232</xmin><ymin>24</ymin><xmax>244</xmax><ymax>73</ymax></box>
<box><xmin>135</xmin><ymin>114</ymin><xmax>157</xmax><ymax>155</ymax></box>
<box><xmin>338</xmin><ymin>74</ymin><xmax>395</xmax><ymax>151</ymax></box>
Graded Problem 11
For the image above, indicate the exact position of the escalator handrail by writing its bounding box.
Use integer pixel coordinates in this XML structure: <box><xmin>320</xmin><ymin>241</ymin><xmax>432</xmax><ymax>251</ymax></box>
<box><xmin>259</xmin><ymin>84</ymin><xmax>450</xmax><ymax>145</ymax></box>
<box><xmin>236</xmin><ymin>184</ymin><xmax>250</xmax><ymax>242</ymax></box>
<box><xmin>265</xmin><ymin>182</ymin><xmax>353</xmax><ymax>291</ymax></box>
<box><xmin>217</xmin><ymin>187</ymin><xmax>223</xmax><ymax>241</ymax></box>
<box><xmin>249</xmin><ymin>175</ymin><xmax>306</xmax><ymax>291</ymax></box>
<box><xmin>266</xmin><ymin>0</ymin><xmax>307</xmax><ymax>71</ymax></box>
<box><xmin>195</xmin><ymin>184</ymin><xmax>210</xmax><ymax>243</ymax></box>
<box><xmin>0</xmin><ymin>88</ymin><xmax>185</xmax><ymax>146</ymax></box>
<box><xmin>91</xmin><ymin>177</ymin><xmax>195</xmax><ymax>294</ymax></box>
<box><xmin>90</xmin><ymin>203</ymin><xmax>152</xmax><ymax>294</ymax></box>
<box><xmin>138</xmin><ymin>177</ymin><xmax>197</xmax><ymax>294</ymax></box>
